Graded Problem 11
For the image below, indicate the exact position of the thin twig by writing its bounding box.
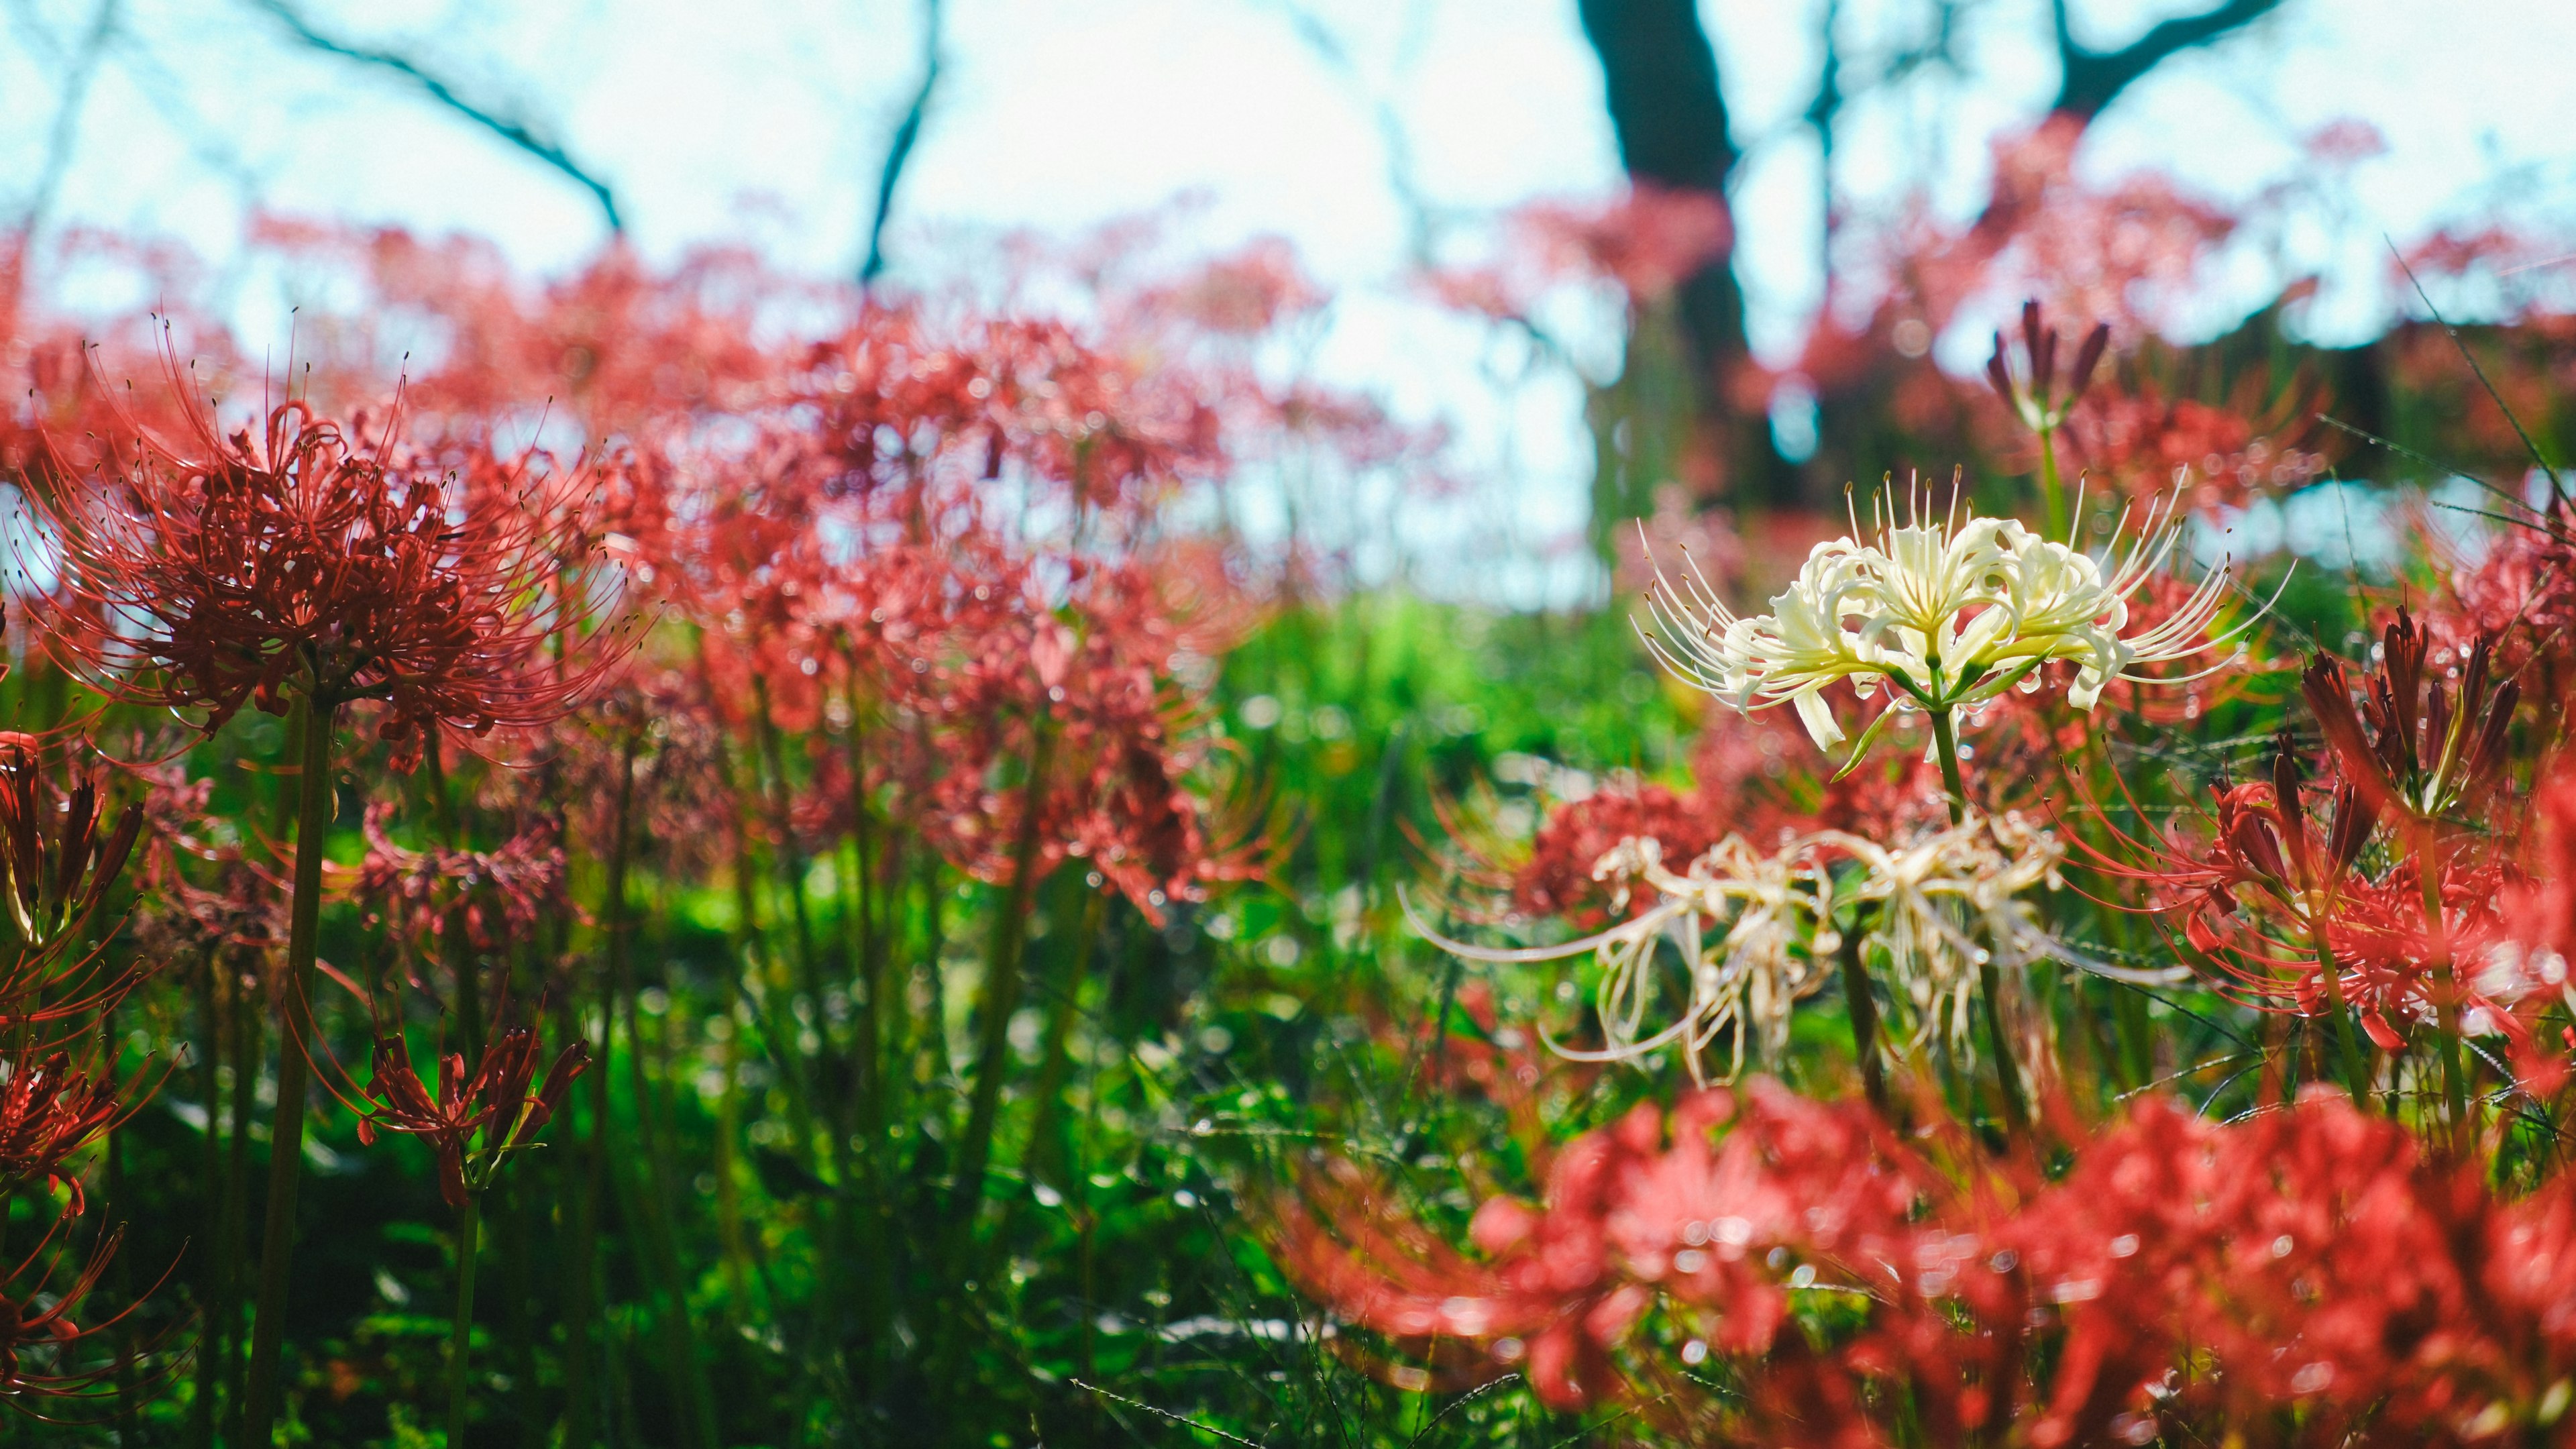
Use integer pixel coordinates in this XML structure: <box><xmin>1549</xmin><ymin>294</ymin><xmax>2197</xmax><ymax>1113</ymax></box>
<box><xmin>242</xmin><ymin>0</ymin><xmax>623</xmax><ymax>232</ymax></box>
<box><xmin>861</xmin><ymin>0</ymin><xmax>942</xmax><ymax>287</ymax></box>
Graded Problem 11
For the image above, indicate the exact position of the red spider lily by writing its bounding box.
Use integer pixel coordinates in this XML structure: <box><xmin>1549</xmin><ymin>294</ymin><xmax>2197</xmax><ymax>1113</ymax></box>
<box><xmin>350</xmin><ymin>1007</ymin><xmax>589</xmax><ymax>1208</ymax></box>
<box><xmin>0</xmin><ymin>1048</ymin><xmax>159</xmax><ymax>1213</ymax></box>
<box><xmin>2069</xmin><ymin>733</ymin><xmax>2540</xmax><ymax>1051</ymax></box>
<box><xmin>1278</xmin><ymin>1079</ymin><xmax>2576</xmax><ymax>1445</ymax></box>
<box><xmin>246</xmin><ymin>221</ymin><xmax>784</xmax><ymax>438</ymax></box>
<box><xmin>894</xmin><ymin>553</ymin><xmax>1262</xmax><ymax>922</ymax></box>
<box><xmin>1124</xmin><ymin>237</ymin><xmax>1327</xmax><ymax>337</ymax></box>
<box><xmin>1512</xmin><ymin>782</ymin><xmax>1722</xmax><ymax>929</ymax></box>
<box><xmin>0</xmin><ymin>743</ymin><xmax>154</xmax><ymax>1036</ymax></box>
<box><xmin>2076</xmin><ymin>380</ymin><xmax>2328</xmax><ymax>511</ymax></box>
<box><xmin>0</xmin><ymin>1210</ymin><xmax>168</xmax><ymax>1419</ymax></box>
<box><xmin>2302</xmin><ymin>609</ymin><xmax>2519</xmax><ymax>821</ymax></box>
<box><xmin>1481</xmin><ymin>709</ymin><xmax>1946</xmax><ymax>931</ymax></box>
<box><xmin>0</xmin><ymin>740</ymin><xmax>142</xmax><ymax>951</ymax></box>
<box><xmin>133</xmin><ymin>854</ymin><xmax>284</xmax><ymax>963</ymax></box>
<box><xmin>347</xmin><ymin>805</ymin><xmax>568</xmax><ymax>959</ymax></box>
<box><xmin>1933</xmin><ymin>119</ymin><xmax>2237</xmax><ymax>340</ymax></box>
<box><xmin>2510</xmin><ymin>767</ymin><xmax>2576</xmax><ymax>969</ymax></box>
<box><xmin>2311</xmin><ymin>855</ymin><xmax>2536</xmax><ymax>1048</ymax></box>
<box><xmin>2082</xmin><ymin>737</ymin><xmax>2375</xmax><ymax>936</ymax></box>
<box><xmin>1986</xmin><ymin>299</ymin><xmax>2112</xmax><ymax>436</ymax></box>
<box><xmin>540</xmin><ymin>665</ymin><xmax>736</xmax><ymax>882</ymax></box>
<box><xmin>2440</xmin><ymin>518</ymin><xmax>2576</xmax><ymax>690</ymax></box>
<box><xmin>1423</xmin><ymin>184</ymin><xmax>1731</xmax><ymax>321</ymax></box>
<box><xmin>25</xmin><ymin>390</ymin><xmax>629</xmax><ymax>769</ymax></box>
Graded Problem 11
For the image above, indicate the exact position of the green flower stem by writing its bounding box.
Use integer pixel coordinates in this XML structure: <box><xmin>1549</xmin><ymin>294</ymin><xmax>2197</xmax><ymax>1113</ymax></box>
<box><xmin>1837</xmin><ymin>921</ymin><xmax>1890</xmax><ymax>1115</ymax></box>
<box><xmin>187</xmin><ymin>946</ymin><xmax>223</xmax><ymax>1449</ymax></box>
<box><xmin>933</xmin><ymin>718</ymin><xmax>1059</xmax><ymax>1428</ymax></box>
<box><xmin>447</xmin><ymin>1191</ymin><xmax>481</xmax><ymax>1449</ymax></box>
<box><xmin>2307</xmin><ymin>928</ymin><xmax>2376</xmax><ymax>1112</ymax></box>
<box><xmin>241</xmin><ymin>692</ymin><xmax>339</xmax><ymax>1448</ymax></box>
<box><xmin>220</xmin><ymin>946</ymin><xmax>260</xmax><ymax>1446</ymax></box>
<box><xmin>949</xmin><ymin>719</ymin><xmax>1059</xmax><ymax>1251</ymax></box>
<box><xmin>1929</xmin><ymin>704</ymin><xmax>2030</xmax><ymax>1137</ymax></box>
<box><xmin>2038</xmin><ymin>420</ymin><xmax>2069</xmax><ymax>541</ymax></box>
<box><xmin>2416</xmin><ymin>825</ymin><xmax>2471</xmax><ymax>1138</ymax></box>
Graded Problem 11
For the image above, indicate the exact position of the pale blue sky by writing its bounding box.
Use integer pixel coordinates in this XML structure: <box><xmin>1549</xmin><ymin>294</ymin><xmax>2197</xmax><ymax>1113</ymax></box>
<box><xmin>4</xmin><ymin>0</ymin><xmax>2570</xmax><ymax>598</ymax></box>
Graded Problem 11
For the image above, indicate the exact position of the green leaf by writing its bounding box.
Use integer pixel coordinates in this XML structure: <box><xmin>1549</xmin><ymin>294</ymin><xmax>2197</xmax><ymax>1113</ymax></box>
<box><xmin>1831</xmin><ymin>706</ymin><xmax>1903</xmax><ymax>780</ymax></box>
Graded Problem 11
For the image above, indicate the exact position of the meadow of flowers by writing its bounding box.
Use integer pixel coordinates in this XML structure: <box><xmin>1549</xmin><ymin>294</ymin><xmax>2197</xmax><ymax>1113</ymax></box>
<box><xmin>5</xmin><ymin>117</ymin><xmax>2576</xmax><ymax>1449</ymax></box>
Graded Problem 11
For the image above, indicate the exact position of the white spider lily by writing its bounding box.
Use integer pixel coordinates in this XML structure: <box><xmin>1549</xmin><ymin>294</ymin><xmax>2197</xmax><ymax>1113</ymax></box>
<box><xmin>1829</xmin><ymin>812</ymin><xmax>2065</xmax><ymax>1051</ymax></box>
<box><xmin>1405</xmin><ymin>811</ymin><xmax>2186</xmax><ymax>1080</ymax></box>
<box><xmin>1407</xmin><ymin>835</ymin><xmax>1838</xmax><ymax>1085</ymax></box>
<box><xmin>1639</xmin><ymin>480</ymin><xmax>2255</xmax><ymax>754</ymax></box>
<box><xmin>1829</xmin><ymin>811</ymin><xmax>2186</xmax><ymax>1052</ymax></box>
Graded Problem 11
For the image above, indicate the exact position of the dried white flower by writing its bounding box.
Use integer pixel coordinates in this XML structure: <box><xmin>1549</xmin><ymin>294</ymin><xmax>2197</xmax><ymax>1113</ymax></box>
<box><xmin>1407</xmin><ymin>810</ymin><xmax>2179</xmax><ymax>1081</ymax></box>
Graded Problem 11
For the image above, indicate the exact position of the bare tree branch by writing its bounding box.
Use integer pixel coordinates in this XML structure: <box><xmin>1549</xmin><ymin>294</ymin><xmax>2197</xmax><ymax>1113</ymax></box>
<box><xmin>243</xmin><ymin>0</ymin><xmax>623</xmax><ymax>233</ymax></box>
<box><xmin>22</xmin><ymin>0</ymin><xmax>119</xmax><ymax>235</ymax></box>
<box><xmin>862</xmin><ymin>0</ymin><xmax>942</xmax><ymax>288</ymax></box>
<box><xmin>2051</xmin><ymin>0</ymin><xmax>2285</xmax><ymax>119</ymax></box>
<box><xmin>105</xmin><ymin>27</ymin><xmax>263</xmax><ymax>203</ymax></box>
<box><xmin>1259</xmin><ymin>0</ymin><xmax>1441</xmax><ymax>267</ymax></box>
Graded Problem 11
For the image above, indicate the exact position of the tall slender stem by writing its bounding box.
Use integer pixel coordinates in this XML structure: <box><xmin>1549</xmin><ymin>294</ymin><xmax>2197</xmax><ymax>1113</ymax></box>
<box><xmin>446</xmin><ymin>1192</ymin><xmax>482</xmax><ymax>1449</ymax></box>
<box><xmin>559</xmin><ymin>730</ymin><xmax>629</xmax><ymax>1449</ymax></box>
<box><xmin>1929</xmin><ymin>704</ymin><xmax>2029</xmax><ymax>1136</ymax></box>
<box><xmin>105</xmin><ymin>1004</ymin><xmax>137</xmax><ymax>1442</ymax></box>
<box><xmin>948</xmin><ymin>721</ymin><xmax>1057</xmax><ymax>1247</ymax></box>
<box><xmin>2307</xmin><ymin>925</ymin><xmax>2375</xmax><ymax>1111</ymax></box>
<box><xmin>557</xmin><ymin>988</ymin><xmax>601</xmax><ymax>1448</ymax></box>
<box><xmin>2417</xmin><ymin>822</ymin><xmax>2469</xmax><ymax>1138</ymax></box>
<box><xmin>189</xmin><ymin>946</ymin><xmax>224</xmax><ymax>1449</ymax></box>
<box><xmin>221</xmin><ymin>947</ymin><xmax>260</xmax><ymax>1447</ymax></box>
<box><xmin>241</xmin><ymin>692</ymin><xmax>339</xmax><ymax>1447</ymax></box>
<box><xmin>933</xmin><ymin>719</ymin><xmax>1059</xmax><ymax>1424</ymax></box>
<box><xmin>1024</xmin><ymin>890</ymin><xmax>1106</xmax><ymax>1194</ymax></box>
<box><xmin>844</xmin><ymin>678</ymin><xmax>892</xmax><ymax>1380</ymax></box>
<box><xmin>605</xmin><ymin>737</ymin><xmax>714</xmax><ymax>1449</ymax></box>
<box><xmin>1837</xmin><ymin>922</ymin><xmax>1889</xmax><ymax>1115</ymax></box>
<box><xmin>2037</xmin><ymin>421</ymin><xmax>2068</xmax><ymax>541</ymax></box>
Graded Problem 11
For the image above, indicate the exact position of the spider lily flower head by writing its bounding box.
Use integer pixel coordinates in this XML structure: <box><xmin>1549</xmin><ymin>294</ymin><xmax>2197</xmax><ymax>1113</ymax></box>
<box><xmin>1511</xmin><ymin>781</ymin><xmax>1726</xmax><ymax>930</ymax></box>
<box><xmin>1641</xmin><ymin>476</ymin><xmax>2252</xmax><ymax>757</ymax></box>
<box><xmin>0</xmin><ymin>743</ymin><xmax>141</xmax><ymax>952</ymax></box>
<box><xmin>1987</xmin><ymin>299</ymin><xmax>2112</xmax><ymax>436</ymax></box>
<box><xmin>2136</xmin><ymin>735</ymin><xmax>2378</xmax><ymax>931</ymax></box>
<box><xmin>1412</xmin><ymin>833</ymin><xmax>1839</xmax><ymax>1085</ymax></box>
<box><xmin>1831</xmin><ymin>810</ymin><xmax>2091</xmax><ymax>1051</ymax></box>
<box><xmin>0</xmin><ymin>1210</ymin><xmax>162</xmax><ymax>1415</ymax></box>
<box><xmin>2314</xmin><ymin>857</ymin><xmax>2526</xmax><ymax>1049</ymax></box>
<box><xmin>350</xmin><ymin>804</ymin><xmax>568</xmax><ymax>957</ymax></box>
<box><xmin>1279</xmin><ymin>1084</ymin><xmax>2576</xmax><ymax>1441</ymax></box>
<box><xmin>353</xmin><ymin>1006</ymin><xmax>589</xmax><ymax>1207</ymax></box>
<box><xmin>0</xmin><ymin>743</ymin><xmax>154</xmax><ymax>1036</ymax></box>
<box><xmin>23</xmin><ymin>392</ymin><xmax>633</xmax><ymax>770</ymax></box>
<box><xmin>1411</xmin><ymin>810</ymin><xmax>2091</xmax><ymax>1080</ymax></box>
<box><xmin>0</xmin><ymin>1050</ymin><xmax>155</xmax><ymax>1214</ymax></box>
<box><xmin>2302</xmin><ymin>609</ymin><xmax>2517</xmax><ymax>822</ymax></box>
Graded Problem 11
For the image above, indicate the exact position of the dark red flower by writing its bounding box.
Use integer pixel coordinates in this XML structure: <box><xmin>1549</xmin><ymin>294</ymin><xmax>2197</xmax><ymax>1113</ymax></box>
<box><xmin>27</xmin><ymin>390</ymin><xmax>631</xmax><ymax>769</ymax></box>
<box><xmin>0</xmin><ymin>741</ymin><xmax>141</xmax><ymax>952</ymax></box>
<box><xmin>0</xmin><ymin>1209</ymin><xmax>163</xmax><ymax>1417</ymax></box>
<box><xmin>1279</xmin><ymin>1080</ymin><xmax>2576</xmax><ymax>1445</ymax></box>
<box><xmin>0</xmin><ymin>1049</ymin><xmax>154</xmax><ymax>1212</ymax></box>
<box><xmin>353</xmin><ymin>1007</ymin><xmax>588</xmax><ymax>1208</ymax></box>
<box><xmin>347</xmin><ymin>805</ymin><xmax>568</xmax><ymax>959</ymax></box>
<box><xmin>2302</xmin><ymin>608</ymin><xmax>2518</xmax><ymax>820</ymax></box>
